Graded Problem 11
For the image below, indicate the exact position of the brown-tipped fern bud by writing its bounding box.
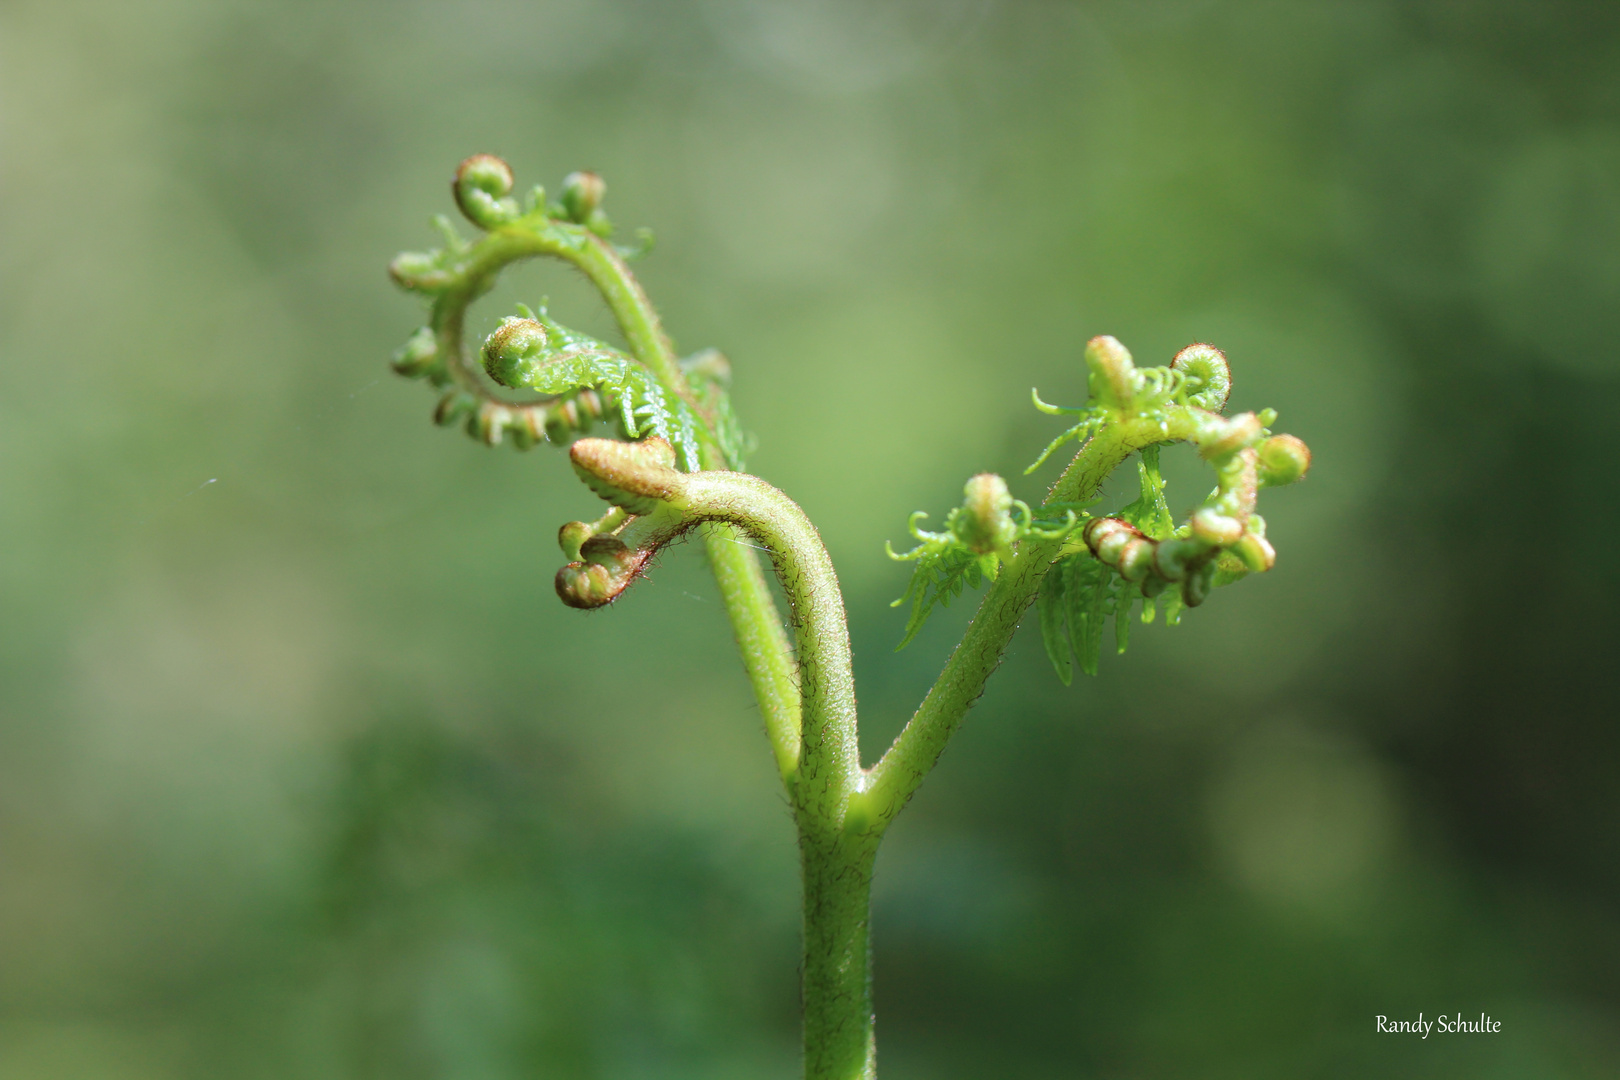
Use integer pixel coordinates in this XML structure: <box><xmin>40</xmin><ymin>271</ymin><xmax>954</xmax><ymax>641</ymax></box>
<box><xmin>1181</xmin><ymin>558</ymin><xmax>1217</xmax><ymax>608</ymax></box>
<box><xmin>955</xmin><ymin>474</ymin><xmax>1019</xmax><ymax>558</ymax></box>
<box><xmin>1116</xmin><ymin>538</ymin><xmax>1156</xmax><ymax>582</ymax></box>
<box><xmin>544</xmin><ymin>400</ymin><xmax>580</xmax><ymax>443</ymax></box>
<box><xmin>389</xmin><ymin>251</ymin><xmax>453</xmax><ymax>292</ymax></box>
<box><xmin>560</xmin><ymin>171</ymin><xmax>606</xmax><ymax>224</ymax></box>
<box><xmin>471</xmin><ymin>401</ymin><xmax>515</xmax><ymax>446</ymax></box>
<box><xmin>1190</xmin><ymin>506</ymin><xmax>1245</xmax><ymax>546</ymax></box>
<box><xmin>569</xmin><ymin>437</ymin><xmax>683</xmax><ymax>515</ymax></box>
<box><xmin>1196</xmin><ymin>411</ymin><xmax>1264</xmax><ymax>460</ymax></box>
<box><xmin>1150</xmin><ymin>537</ymin><xmax>1201</xmax><ymax>581</ymax></box>
<box><xmin>1083</xmin><ymin>517</ymin><xmax>1144</xmax><ymax>568</ymax></box>
<box><xmin>483</xmin><ymin>317</ymin><xmax>549</xmax><ymax>388</ymax></box>
<box><xmin>555</xmin><ymin>534</ymin><xmax>654</xmax><ymax>609</ymax></box>
<box><xmin>453</xmin><ymin>154</ymin><xmax>520</xmax><ymax>229</ymax></box>
<box><xmin>1170</xmin><ymin>342</ymin><xmax>1231</xmax><ymax>412</ymax></box>
<box><xmin>1084</xmin><ymin>335</ymin><xmax>1138</xmax><ymax>410</ymax></box>
<box><xmin>434</xmin><ymin>391</ymin><xmax>477</xmax><ymax>427</ymax></box>
<box><xmin>1233</xmin><ymin>531</ymin><xmax>1277</xmax><ymax>573</ymax></box>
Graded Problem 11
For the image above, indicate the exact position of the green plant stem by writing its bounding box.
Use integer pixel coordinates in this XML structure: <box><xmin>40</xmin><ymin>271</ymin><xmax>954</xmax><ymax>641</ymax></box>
<box><xmin>703</xmin><ymin>522</ymin><xmax>803</xmax><ymax>779</ymax></box>
<box><xmin>800</xmin><ymin>832</ymin><xmax>879</xmax><ymax>1080</ymax></box>
<box><xmin>559</xmin><ymin>231</ymin><xmax>690</xmax><ymax>404</ymax></box>
<box><xmin>571</xmin><ymin>232</ymin><xmax>807</xmax><ymax>782</ymax></box>
<box><xmin>546</xmin><ymin>225</ymin><xmax>864</xmax><ymax>1075</ymax></box>
<box><xmin>859</xmin><ymin>410</ymin><xmax>1209</xmax><ymax>830</ymax></box>
<box><xmin>580</xmin><ymin>446</ymin><xmax>871</xmax><ymax>1075</ymax></box>
<box><xmin>577</xmin><ymin>254</ymin><xmax>806</xmax><ymax>780</ymax></box>
<box><xmin>604</xmin><ymin>463</ymin><xmax>872</xmax><ymax>1078</ymax></box>
<box><xmin>679</xmin><ymin>472</ymin><xmax>861</xmax><ymax>820</ymax></box>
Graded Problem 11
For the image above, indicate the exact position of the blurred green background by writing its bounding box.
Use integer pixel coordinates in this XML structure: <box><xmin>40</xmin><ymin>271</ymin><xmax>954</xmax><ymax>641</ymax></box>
<box><xmin>3</xmin><ymin>1</ymin><xmax>1618</xmax><ymax>1076</ymax></box>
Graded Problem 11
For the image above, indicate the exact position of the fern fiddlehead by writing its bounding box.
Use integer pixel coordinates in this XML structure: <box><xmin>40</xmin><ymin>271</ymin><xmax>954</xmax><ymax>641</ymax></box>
<box><xmin>387</xmin><ymin>153</ymin><xmax>802</xmax><ymax>784</ymax></box>
<box><xmin>887</xmin><ymin>333</ymin><xmax>1311</xmax><ymax>682</ymax></box>
<box><xmin>388</xmin><ymin>156</ymin><xmax>745</xmax><ymax>462</ymax></box>
<box><xmin>886</xmin><ymin>474</ymin><xmax>1079</xmax><ymax>648</ymax></box>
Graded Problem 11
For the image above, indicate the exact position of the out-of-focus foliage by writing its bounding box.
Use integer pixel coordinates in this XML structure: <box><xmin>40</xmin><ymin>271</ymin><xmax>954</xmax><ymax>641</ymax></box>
<box><xmin>1</xmin><ymin>2</ymin><xmax>1617</xmax><ymax>1077</ymax></box>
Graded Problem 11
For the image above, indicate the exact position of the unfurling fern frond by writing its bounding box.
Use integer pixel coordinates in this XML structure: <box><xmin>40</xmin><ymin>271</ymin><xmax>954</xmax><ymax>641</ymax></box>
<box><xmin>888</xmin><ymin>541</ymin><xmax>993</xmax><ymax>650</ymax></box>
<box><xmin>483</xmin><ymin>308</ymin><xmax>707</xmax><ymax>471</ymax></box>
<box><xmin>681</xmin><ymin>348</ymin><xmax>753</xmax><ymax>470</ymax></box>
<box><xmin>1025</xmin><ymin>339</ymin><xmax>1235</xmax><ymax>474</ymax></box>
<box><xmin>389</xmin><ymin>154</ymin><xmax>1324</xmax><ymax>1075</ymax></box>
<box><xmin>1029</xmin><ymin>336</ymin><xmax>1311</xmax><ymax>681</ymax></box>
<box><xmin>887</xmin><ymin>474</ymin><xmax>1080</xmax><ymax>649</ymax></box>
<box><xmin>1037</xmin><ymin>446</ymin><xmax>1186</xmax><ymax>684</ymax></box>
<box><xmin>387</xmin><ymin>155</ymin><xmax>734</xmax><ymax>461</ymax></box>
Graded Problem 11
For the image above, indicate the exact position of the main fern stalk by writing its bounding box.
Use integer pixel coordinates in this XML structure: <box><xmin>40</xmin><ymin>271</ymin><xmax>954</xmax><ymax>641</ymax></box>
<box><xmin>801</xmin><ymin>833</ymin><xmax>879</xmax><ymax>1080</ymax></box>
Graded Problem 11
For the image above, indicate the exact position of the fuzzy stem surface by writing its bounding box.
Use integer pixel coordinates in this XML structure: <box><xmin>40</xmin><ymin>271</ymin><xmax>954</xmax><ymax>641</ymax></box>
<box><xmin>678</xmin><ymin>472</ymin><xmax>861</xmax><ymax>820</ymax></box>
<box><xmin>801</xmin><ymin>832</ymin><xmax>879</xmax><ymax>1080</ymax></box>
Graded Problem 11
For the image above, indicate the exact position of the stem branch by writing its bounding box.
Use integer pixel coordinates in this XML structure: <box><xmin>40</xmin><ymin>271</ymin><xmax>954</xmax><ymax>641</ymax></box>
<box><xmin>678</xmin><ymin>472</ymin><xmax>861</xmax><ymax>820</ymax></box>
<box><xmin>860</xmin><ymin>410</ymin><xmax>1210</xmax><ymax>829</ymax></box>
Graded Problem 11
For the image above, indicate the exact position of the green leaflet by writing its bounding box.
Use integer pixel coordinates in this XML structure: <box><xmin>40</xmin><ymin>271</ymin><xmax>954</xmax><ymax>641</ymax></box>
<box><xmin>681</xmin><ymin>348</ymin><xmax>754</xmax><ymax>470</ymax></box>
<box><xmin>1034</xmin><ymin>447</ymin><xmax>1189</xmax><ymax>679</ymax></box>
<box><xmin>1072</xmin><ymin>555</ymin><xmax>1112</xmax><ymax>678</ymax></box>
<box><xmin>1024</xmin><ymin>390</ymin><xmax>1107</xmax><ymax>474</ymax></box>
<box><xmin>887</xmin><ymin>486</ymin><xmax>1080</xmax><ymax>651</ymax></box>
<box><xmin>888</xmin><ymin>543</ymin><xmax>995</xmax><ymax>650</ymax></box>
<box><xmin>488</xmin><ymin>306</ymin><xmax>709</xmax><ymax>470</ymax></box>
<box><xmin>1117</xmin><ymin>444</ymin><xmax>1176</xmax><ymax>540</ymax></box>
<box><xmin>1038</xmin><ymin>564</ymin><xmax>1073</xmax><ymax>685</ymax></box>
<box><xmin>1036</xmin><ymin>551</ymin><xmax>1120</xmax><ymax>681</ymax></box>
<box><xmin>1038</xmin><ymin>551</ymin><xmax>1136</xmax><ymax>680</ymax></box>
